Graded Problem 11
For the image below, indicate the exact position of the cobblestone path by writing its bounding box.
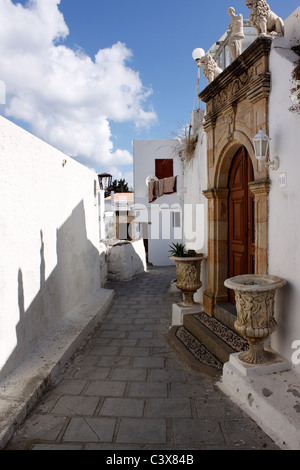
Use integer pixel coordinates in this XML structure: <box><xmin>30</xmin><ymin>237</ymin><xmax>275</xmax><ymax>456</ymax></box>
<box><xmin>6</xmin><ymin>266</ymin><xmax>278</xmax><ymax>451</ymax></box>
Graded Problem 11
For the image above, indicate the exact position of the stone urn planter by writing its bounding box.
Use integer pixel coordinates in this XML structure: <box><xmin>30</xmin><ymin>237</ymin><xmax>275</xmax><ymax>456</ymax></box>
<box><xmin>224</xmin><ymin>274</ymin><xmax>286</xmax><ymax>365</ymax></box>
<box><xmin>170</xmin><ymin>253</ymin><xmax>206</xmax><ymax>308</ymax></box>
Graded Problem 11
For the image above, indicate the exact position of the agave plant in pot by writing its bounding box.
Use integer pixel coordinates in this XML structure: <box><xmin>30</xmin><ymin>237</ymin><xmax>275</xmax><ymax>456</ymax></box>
<box><xmin>169</xmin><ymin>243</ymin><xmax>206</xmax><ymax>308</ymax></box>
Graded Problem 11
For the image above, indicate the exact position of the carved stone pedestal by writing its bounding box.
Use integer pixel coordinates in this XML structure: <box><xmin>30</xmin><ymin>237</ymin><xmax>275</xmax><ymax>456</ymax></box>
<box><xmin>224</xmin><ymin>274</ymin><xmax>286</xmax><ymax>365</ymax></box>
<box><xmin>170</xmin><ymin>255</ymin><xmax>206</xmax><ymax>308</ymax></box>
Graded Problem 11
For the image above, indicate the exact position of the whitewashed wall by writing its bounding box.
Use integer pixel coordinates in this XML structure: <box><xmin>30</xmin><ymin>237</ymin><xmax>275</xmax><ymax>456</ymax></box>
<box><xmin>105</xmin><ymin>239</ymin><xmax>147</xmax><ymax>281</ymax></box>
<box><xmin>268</xmin><ymin>7</ymin><xmax>300</xmax><ymax>367</ymax></box>
<box><xmin>133</xmin><ymin>139</ymin><xmax>183</xmax><ymax>266</ymax></box>
<box><xmin>0</xmin><ymin>116</ymin><xmax>106</xmax><ymax>380</ymax></box>
<box><xmin>182</xmin><ymin>110</ymin><xmax>208</xmax><ymax>302</ymax></box>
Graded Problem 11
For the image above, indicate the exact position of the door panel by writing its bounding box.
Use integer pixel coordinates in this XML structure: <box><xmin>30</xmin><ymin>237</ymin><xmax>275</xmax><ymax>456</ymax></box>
<box><xmin>228</xmin><ymin>147</ymin><xmax>255</xmax><ymax>305</ymax></box>
<box><xmin>232</xmin><ymin>198</ymin><xmax>244</xmax><ymax>241</ymax></box>
<box><xmin>233</xmin><ymin>252</ymin><xmax>244</xmax><ymax>276</ymax></box>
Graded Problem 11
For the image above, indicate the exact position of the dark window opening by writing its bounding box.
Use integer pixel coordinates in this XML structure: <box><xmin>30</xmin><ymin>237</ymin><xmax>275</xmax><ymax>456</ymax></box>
<box><xmin>155</xmin><ymin>159</ymin><xmax>173</xmax><ymax>180</ymax></box>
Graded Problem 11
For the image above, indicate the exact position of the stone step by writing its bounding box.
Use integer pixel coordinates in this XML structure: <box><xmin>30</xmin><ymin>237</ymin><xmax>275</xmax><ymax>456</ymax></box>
<box><xmin>183</xmin><ymin>314</ymin><xmax>235</xmax><ymax>364</ymax></box>
<box><xmin>167</xmin><ymin>325</ymin><xmax>223</xmax><ymax>378</ymax></box>
<box><xmin>184</xmin><ymin>312</ymin><xmax>248</xmax><ymax>364</ymax></box>
<box><xmin>167</xmin><ymin>309</ymin><xmax>248</xmax><ymax>376</ymax></box>
<box><xmin>214</xmin><ymin>303</ymin><xmax>237</xmax><ymax>330</ymax></box>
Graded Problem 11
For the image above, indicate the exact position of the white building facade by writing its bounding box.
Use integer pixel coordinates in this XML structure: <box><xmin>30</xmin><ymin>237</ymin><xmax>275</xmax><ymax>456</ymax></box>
<box><xmin>268</xmin><ymin>9</ymin><xmax>300</xmax><ymax>362</ymax></box>
<box><xmin>133</xmin><ymin>139</ymin><xmax>184</xmax><ymax>266</ymax></box>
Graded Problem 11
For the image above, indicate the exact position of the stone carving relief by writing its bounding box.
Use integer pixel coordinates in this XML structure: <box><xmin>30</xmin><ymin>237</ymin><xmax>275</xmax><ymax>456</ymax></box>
<box><xmin>234</xmin><ymin>290</ymin><xmax>277</xmax><ymax>334</ymax></box>
<box><xmin>233</xmin><ymin>289</ymin><xmax>277</xmax><ymax>364</ymax></box>
<box><xmin>245</xmin><ymin>0</ymin><xmax>284</xmax><ymax>37</ymax></box>
<box><xmin>170</xmin><ymin>255</ymin><xmax>205</xmax><ymax>308</ymax></box>
<box><xmin>199</xmin><ymin>54</ymin><xmax>223</xmax><ymax>84</ymax></box>
<box><xmin>225</xmin><ymin>274</ymin><xmax>286</xmax><ymax>364</ymax></box>
<box><xmin>175</xmin><ymin>259</ymin><xmax>202</xmax><ymax>293</ymax></box>
<box><xmin>227</xmin><ymin>7</ymin><xmax>245</xmax><ymax>61</ymax></box>
<box><xmin>211</xmin><ymin>66</ymin><xmax>255</xmax><ymax>110</ymax></box>
<box><xmin>226</xmin><ymin>111</ymin><xmax>237</xmax><ymax>140</ymax></box>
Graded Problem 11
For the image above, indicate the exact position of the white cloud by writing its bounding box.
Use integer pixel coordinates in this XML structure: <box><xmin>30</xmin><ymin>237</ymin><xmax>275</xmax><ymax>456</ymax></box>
<box><xmin>0</xmin><ymin>0</ymin><xmax>156</xmax><ymax>168</ymax></box>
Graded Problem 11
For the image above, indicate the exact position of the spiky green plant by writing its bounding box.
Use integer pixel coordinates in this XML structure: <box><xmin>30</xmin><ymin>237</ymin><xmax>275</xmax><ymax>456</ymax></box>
<box><xmin>168</xmin><ymin>242</ymin><xmax>187</xmax><ymax>257</ymax></box>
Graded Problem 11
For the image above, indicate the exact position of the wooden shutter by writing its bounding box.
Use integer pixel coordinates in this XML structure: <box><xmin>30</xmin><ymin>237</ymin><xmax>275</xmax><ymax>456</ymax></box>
<box><xmin>155</xmin><ymin>159</ymin><xmax>173</xmax><ymax>180</ymax></box>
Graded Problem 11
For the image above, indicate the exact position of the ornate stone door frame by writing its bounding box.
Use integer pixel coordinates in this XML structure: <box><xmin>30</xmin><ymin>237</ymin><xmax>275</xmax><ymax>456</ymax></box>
<box><xmin>202</xmin><ymin>140</ymin><xmax>270</xmax><ymax>316</ymax></box>
<box><xmin>199</xmin><ymin>37</ymin><xmax>272</xmax><ymax>316</ymax></box>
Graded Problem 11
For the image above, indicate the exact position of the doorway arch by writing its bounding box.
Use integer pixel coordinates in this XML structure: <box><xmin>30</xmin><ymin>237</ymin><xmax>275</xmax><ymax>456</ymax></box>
<box><xmin>203</xmin><ymin>140</ymin><xmax>270</xmax><ymax>317</ymax></box>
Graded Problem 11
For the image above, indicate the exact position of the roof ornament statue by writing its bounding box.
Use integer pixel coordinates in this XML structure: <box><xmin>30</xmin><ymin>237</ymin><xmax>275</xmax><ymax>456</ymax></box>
<box><xmin>245</xmin><ymin>0</ymin><xmax>284</xmax><ymax>37</ymax></box>
<box><xmin>199</xmin><ymin>54</ymin><xmax>223</xmax><ymax>84</ymax></box>
<box><xmin>227</xmin><ymin>7</ymin><xmax>245</xmax><ymax>61</ymax></box>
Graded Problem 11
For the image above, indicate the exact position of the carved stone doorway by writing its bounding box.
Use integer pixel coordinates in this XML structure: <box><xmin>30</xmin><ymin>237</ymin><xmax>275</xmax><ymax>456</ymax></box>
<box><xmin>228</xmin><ymin>146</ymin><xmax>255</xmax><ymax>304</ymax></box>
<box><xmin>199</xmin><ymin>37</ymin><xmax>273</xmax><ymax>317</ymax></box>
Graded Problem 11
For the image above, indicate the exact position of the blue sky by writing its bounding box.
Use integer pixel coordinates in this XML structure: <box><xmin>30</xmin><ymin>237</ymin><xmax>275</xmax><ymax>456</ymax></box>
<box><xmin>1</xmin><ymin>0</ymin><xmax>299</xmax><ymax>186</ymax></box>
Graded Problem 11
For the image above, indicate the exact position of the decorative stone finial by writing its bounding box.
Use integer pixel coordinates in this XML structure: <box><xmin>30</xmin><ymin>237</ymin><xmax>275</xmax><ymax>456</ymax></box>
<box><xmin>245</xmin><ymin>0</ymin><xmax>284</xmax><ymax>37</ymax></box>
<box><xmin>227</xmin><ymin>7</ymin><xmax>245</xmax><ymax>61</ymax></box>
<box><xmin>199</xmin><ymin>54</ymin><xmax>223</xmax><ymax>84</ymax></box>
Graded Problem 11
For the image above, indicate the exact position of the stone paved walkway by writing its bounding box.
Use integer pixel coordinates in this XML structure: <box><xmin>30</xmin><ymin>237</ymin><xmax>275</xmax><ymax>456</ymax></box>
<box><xmin>5</xmin><ymin>266</ymin><xmax>278</xmax><ymax>451</ymax></box>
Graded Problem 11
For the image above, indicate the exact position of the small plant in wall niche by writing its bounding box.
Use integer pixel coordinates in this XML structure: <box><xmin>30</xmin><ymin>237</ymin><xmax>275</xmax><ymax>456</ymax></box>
<box><xmin>289</xmin><ymin>50</ymin><xmax>300</xmax><ymax>115</ymax></box>
<box><xmin>172</xmin><ymin>124</ymin><xmax>198</xmax><ymax>165</ymax></box>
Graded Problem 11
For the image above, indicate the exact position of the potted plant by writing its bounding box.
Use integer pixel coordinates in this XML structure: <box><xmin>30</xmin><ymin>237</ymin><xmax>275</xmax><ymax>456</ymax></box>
<box><xmin>169</xmin><ymin>243</ymin><xmax>206</xmax><ymax>308</ymax></box>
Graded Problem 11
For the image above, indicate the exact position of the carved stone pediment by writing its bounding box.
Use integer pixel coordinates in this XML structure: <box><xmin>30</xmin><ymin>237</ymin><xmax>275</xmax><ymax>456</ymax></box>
<box><xmin>200</xmin><ymin>36</ymin><xmax>272</xmax><ymax>125</ymax></box>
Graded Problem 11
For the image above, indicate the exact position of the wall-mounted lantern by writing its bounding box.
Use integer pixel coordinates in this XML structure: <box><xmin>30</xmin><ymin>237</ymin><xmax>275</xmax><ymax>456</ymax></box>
<box><xmin>252</xmin><ymin>129</ymin><xmax>279</xmax><ymax>171</ymax></box>
<box><xmin>98</xmin><ymin>173</ymin><xmax>112</xmax><ymax>190</ymax></box>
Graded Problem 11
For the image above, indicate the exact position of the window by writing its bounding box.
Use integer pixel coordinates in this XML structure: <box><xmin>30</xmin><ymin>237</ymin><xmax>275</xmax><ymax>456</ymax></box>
<box><xmin>172</xmin><ymin>211</ymin><xmax>181</xmax><ymax>228</ymax></box>
<box><xmin>155</xmin><ymin>159</ymin><xmax>173</xmax><ymax>180</ymax></box>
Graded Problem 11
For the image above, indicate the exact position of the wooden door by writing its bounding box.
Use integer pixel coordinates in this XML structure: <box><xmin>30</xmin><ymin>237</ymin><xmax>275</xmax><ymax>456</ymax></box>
<box><xmin>228</xmin><ymin>147</ymin><xmax>255</xmax><ymax>304</ymax></box>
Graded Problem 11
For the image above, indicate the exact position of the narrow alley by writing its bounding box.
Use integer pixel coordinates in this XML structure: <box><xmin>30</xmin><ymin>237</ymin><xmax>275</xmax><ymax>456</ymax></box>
<box><xmin>5</xmin><ymin>266</ymin><xmax>278</xmax><ymax>451</ymax></box>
